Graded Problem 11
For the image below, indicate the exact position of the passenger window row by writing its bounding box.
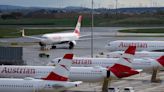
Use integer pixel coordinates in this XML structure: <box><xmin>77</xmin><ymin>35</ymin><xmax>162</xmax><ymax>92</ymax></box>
<box><xmin>0</xmin><ymin>84</ymin><xmax>33</xmax><ymax>88</ymax></box>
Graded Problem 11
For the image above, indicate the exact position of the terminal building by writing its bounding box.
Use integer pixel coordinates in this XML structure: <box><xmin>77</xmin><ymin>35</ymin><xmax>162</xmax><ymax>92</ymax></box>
<box><xmin>0</xmin><ymin>47</ymin><xmax>25</xmax><ymax>65</ymax></box>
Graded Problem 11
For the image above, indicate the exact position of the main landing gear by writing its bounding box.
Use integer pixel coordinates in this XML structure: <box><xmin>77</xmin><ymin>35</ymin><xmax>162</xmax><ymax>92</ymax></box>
<box><xmin>51</xmin><ymin>45</ymin><xmax>56</xmax><ymax>49</ymax></box>
<box><xmin>151</xmin><ymin>67</ymin><xmax>161</xmax><ymax>83</ymax></box>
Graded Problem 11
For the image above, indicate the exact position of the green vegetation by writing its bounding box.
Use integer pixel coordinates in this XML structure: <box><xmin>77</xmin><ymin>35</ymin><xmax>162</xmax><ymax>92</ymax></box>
<box><xmin>119</xmin><ymin>28</ymin><xmax>164</xmax><ymax>33</ymax></box>
<box><xmin>0</xmin><ymin>17</ymin><xmax>91</xmax><ymax>26</ymax></box>
<box><xmin>0</xmin><ymin>18</ymin><xmax>75</xmax><ymax>26</ymax></box>
<box><xmin>0</xmin><ymin>16</ymin><xmax>164</xmax><ymax>27</ymax></box>
<box><xmin>0</xmin><ymin>28</ymin><xmax>72</xmax><ymax>38</ymax></box>
<box><xmin>95</xmin><ymin>17</ymin><xmax>164</xmax><ymax>26</ymax></box>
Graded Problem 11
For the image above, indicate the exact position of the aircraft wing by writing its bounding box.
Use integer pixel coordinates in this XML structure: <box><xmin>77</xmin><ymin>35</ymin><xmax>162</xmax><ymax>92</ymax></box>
<box><xmin>21</xmin><ymin>29</ymin><xmax>44</xmax><ymax>41</ymax></box>
<box><xmin>78</xmin><ymin>33</ymin><xmax>111</xmax><ymax>41</ymax></box>
<box><xmin>78</xmin><ymin>36</ymin><xmax>110</xmax><ymax>41</ymax></box>
<box><xmin>23</xmin><ymin>36</ymin><xmax>43</xmax><ymax>41</ymax></box>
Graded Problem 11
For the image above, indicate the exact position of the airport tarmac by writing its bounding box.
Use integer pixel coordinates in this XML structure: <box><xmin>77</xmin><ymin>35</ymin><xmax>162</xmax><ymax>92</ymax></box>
<box><xmin>21</xmin><ymin>27</ymin><xmax>164</xmax><ymax>66</ymax></box>
<box><xmin>1</xmin><ymin>27</ymin><xmax>164</xmax><ymax>92</ymax></box>
<box><xmin>68</xmin><ymin>72</ymin><xmax>164</xmax><ymax>92</ymax></box>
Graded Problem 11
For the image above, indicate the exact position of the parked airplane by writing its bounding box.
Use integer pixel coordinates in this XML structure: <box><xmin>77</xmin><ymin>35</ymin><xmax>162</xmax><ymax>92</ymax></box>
<box><xmin>22</xmin><ymin>15</ymin><xmax>82</xmax><ymax>49</ymax></box>
<box><xmin>50</xmin><ymin>50</ymin><xmax>164</xmax><ymax>72</ymax></box>
<box><xmin>0</xmin><ymin>54</ymin><xmax>82</xmax><ymax>92</ymax></box>
<box><xmin>105</xmin><ymin>40</ymin><xmax>164</xmax><ymax>51</ymax></box>
<box><xmin>0</xmin><ymin>46</ymin><xmax>140</xmax><ymax>82</ymax></box>
<box><xmin>106</xmin><ymin>51</ymin><xmax>164</xmax><ymax>59</ymax></box>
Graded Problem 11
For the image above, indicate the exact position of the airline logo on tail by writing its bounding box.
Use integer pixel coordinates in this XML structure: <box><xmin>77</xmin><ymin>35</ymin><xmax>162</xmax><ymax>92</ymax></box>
<box><xmin>74</xmin><ymin>15</ymin><xmax>82</xmax><ymax>37</ymax></box>
<box><xmin>122</xmin><ymin>46</ymin><xmax>136</xmax><ymax>64</ymax></box>
<box><xmin>109</xmin><ymin>46</ymin><xmax>140</xmax><ymax>78</ymax></box>
<box><xmin>118</xmin><ymin>46</ymin><xmax>136</xmax><ymax>67</ymax></box>
<box><xmin>42</xmin><ymin>54</ymin><xmax>73</xmax><ymax>81</ymax></box>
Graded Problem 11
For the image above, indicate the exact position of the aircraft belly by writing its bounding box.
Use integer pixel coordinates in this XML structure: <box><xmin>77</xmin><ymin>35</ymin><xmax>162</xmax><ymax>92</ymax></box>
<box><xmin>132</xmin><ymin>62</ymin><xmax>153</xmax><ymax>72</ymax></box>
<box><xmin>69</xmin><ymin>75</ymin><xmax>103</xmax><ymax>82</ymax></box>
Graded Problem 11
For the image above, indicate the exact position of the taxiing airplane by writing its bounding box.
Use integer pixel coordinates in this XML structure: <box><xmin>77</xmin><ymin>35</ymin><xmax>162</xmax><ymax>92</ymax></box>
<box><xmin>0</xmin><ymin>47</ymin><xmax>140</xmax><ymax>82</ymax></box>
<box><xmin>0</xmin><ymin>54</ymin><xmax>82</xmax><ymax>92</ymax></box>
<box><xmin>22</xmin><ymin>15</ymin><xmax>82</xmax><ymax>49</ymax></box>
<box><xmin>106</xmin><ymin>51</ymin><xmax>164</xmax><ymax>59</ymax></box>
<box><xmin>105</xmin><ymin>40</ymin><xmax>164</xmax><ymax>51</ymax></box>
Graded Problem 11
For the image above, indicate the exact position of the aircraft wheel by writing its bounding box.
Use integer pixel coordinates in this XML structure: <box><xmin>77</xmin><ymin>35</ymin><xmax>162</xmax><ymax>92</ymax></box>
<box><xmin>51</xmin><ymin>46</ymin><xmax>56</xmax><ymax>49</ymax></box>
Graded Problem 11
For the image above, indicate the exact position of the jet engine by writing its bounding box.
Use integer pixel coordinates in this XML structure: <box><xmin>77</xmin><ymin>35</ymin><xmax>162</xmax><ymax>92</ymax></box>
<box><xmin>69</xmin><ymin>41</ymin><xmax>76</xmax><ymax>49</ymax></box>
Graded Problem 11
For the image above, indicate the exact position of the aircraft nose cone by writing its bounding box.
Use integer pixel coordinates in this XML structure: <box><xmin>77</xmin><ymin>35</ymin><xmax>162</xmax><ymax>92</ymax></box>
<box><xmin>157</xmin><ymin>56</ymin><xmax>164</xmax><ymax>67</ymax></box>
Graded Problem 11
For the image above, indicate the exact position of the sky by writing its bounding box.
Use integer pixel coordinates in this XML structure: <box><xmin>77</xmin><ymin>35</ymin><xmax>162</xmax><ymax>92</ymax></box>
<box><xmin>0</xmin><ymin>0</ymin><xmax>164</xmax><ymax>8</ymax></box>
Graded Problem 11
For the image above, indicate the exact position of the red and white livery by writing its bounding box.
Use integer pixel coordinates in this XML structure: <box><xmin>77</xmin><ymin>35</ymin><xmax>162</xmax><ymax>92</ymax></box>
<box><xmin>0</xmin><ymin>47</ymin><xmax>140</xmax><ymax>82</ymax></box>
<box><xmin>108</xmin><ymin>46</ymin><xmax>140</xmax><ymax>78</ymax></box>
<box><xmin>22</xmin><ymin>15</ymin><xmax>82</xmax><ymax>49</ymax></box>
<box><xmin>50</xmin><ymin>49</ymin><xmax>164</xmax><ymax>72</ymax></box>
<box><xmin>0</xmin><ymin>54</ymin><xmax>82</xmax><ymax>92</ymax></box>
<box><xmin>107</xmin><ymin>51</ymin><xmax>164</xmax><ymax>59</ymax></box>
<box><xmin>105</xmin><ymin>40</ymin><xmax>164</xmax><ymax>51</ymax></box>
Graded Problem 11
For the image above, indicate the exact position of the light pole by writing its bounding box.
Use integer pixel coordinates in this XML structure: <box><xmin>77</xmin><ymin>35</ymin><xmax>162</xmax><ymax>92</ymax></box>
<box><xmin>91</xmin><ymin>0</ymin><xmax>94</xmax><ymax>58</ymax></box>
<box><xmin>116</xmin><ymin>0</ymin><xmax>118</xmax><ymax>16</ymax></box>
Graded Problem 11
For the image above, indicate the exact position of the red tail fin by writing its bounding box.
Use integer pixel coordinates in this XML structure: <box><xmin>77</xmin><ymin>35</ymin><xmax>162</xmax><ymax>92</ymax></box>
<box><xmin>74</xmin><ymin>15</ymin><xmax>82</xmax><ymax>37</ymax></box>
<box><xmin>42</xmin><ymin>54</ymin><xmax>73</xmax><ymax>81</ymax></box>
<box><xmin>118</xmin><ymin>46</ymin><xmax>136</xmax><ymax>66</ymax></box>
<box><xmin>63</xmin><ymin>53</ymin><xmax>73</xmax><ymax>59</ymax></box>
<box><xmin>109</xmin><ymin>64</ymin><xmax>139</xmax><ymax>78</ymax></box>
<box><xmin>77</xmin><ymin>15</ymin><xmax>82</xmax><ymax>23</ymax></box>
<box><xmin>108</xmin><ymin>46</ymin><xmax>139</xmax><ymax>78</ymax></box>
<box><xmin>157</xmin><ymin>56</ymin><xmax>164</xmax><ymax>67</ymax></box>
<box><xmin>124</xmin><ymin>46</ymin><xmax>136</xmax><ymax>55</ymax></box>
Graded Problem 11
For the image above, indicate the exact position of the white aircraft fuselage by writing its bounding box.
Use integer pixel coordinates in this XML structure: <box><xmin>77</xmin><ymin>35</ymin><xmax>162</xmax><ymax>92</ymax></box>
<box><xmin>0</xmin><ymin>78</ymin><xmax>78</xmax><ymax>92</ymax></box>
<box><xmin>106</xmin><ymin>40</ymin><xmax>164</xmax><ymax>51</ymax></box>
<box><xmin>23</xmin><ymin>15</ymin><xmax>82</xmax><ymax>49</ymax></box>
<box><xmin>107</xmin><ymin>51</ymin><xmax>164</xmax><ymax>59</ymax></box>
<box><xmin>0</xmin><ymin>54</ymin><xmax>82</xmax><ymax>92</ymax></box>
<box><xmin>50</xmin><ymin>57</ymin><xmax>164</xmax><ymax>72</ymax></box>
<box><xmin>41</xmin><ymin>33</ymin><xmax>79</xmax><ymax>45</ymax></box>
<box><xmin>0</xmin><ymin>66</ymin><xmax>107</xmax><ymax>82</ymax></box>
